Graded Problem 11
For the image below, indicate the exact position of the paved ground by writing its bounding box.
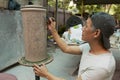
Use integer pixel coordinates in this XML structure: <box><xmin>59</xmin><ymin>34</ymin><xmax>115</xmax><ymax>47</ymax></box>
<box><xmin>3</xmin><ymin>43</ymin><xmax>81</xmax><ymax>80</ymax></box>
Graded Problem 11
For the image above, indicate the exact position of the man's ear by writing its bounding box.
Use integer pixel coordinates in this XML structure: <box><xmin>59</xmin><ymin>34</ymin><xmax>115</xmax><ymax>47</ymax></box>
<box><xmin>94</xmin><ymin>29</ymin><xmax>101</xmax><ymax>38</ymax></box>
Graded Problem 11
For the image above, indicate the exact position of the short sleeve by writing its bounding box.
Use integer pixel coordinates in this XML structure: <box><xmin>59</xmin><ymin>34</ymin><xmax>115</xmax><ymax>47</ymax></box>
<box><xmin>81</xmin><ymin>67</ymin><xmax>109</xmax><ymax>80</ymax></box>
<box><xmin>79</xmin><ymin>43</ymin><xmax>90</xmax><ymax>52</ymax></box>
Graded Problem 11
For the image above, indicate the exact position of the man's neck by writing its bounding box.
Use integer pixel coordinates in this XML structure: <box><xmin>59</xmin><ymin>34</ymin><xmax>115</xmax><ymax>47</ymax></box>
<box><xmin>89</xmin><ymin>42</ymin><xmax>109</xmax><ymax>55</ymax></box>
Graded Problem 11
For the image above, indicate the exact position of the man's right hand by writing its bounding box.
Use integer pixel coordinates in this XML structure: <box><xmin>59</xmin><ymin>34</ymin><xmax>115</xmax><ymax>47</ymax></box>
<box><xmin>47</xmin><ymin>17</ymin><xmax>56</xmax><ymax>31</ymax></box>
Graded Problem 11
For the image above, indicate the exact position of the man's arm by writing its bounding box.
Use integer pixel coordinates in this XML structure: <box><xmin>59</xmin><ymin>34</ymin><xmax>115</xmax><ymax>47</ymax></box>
<box><xmin>33</xmin><ymin>64</ymin><xmax>64</xmax><ymax>80</ymax></box>
<box><xmin>48</xmin><ymin>19</ymin><xmax>82</xmax><ymax>55</ymax></box>
<box><xmin>76</xmin><ymin>76</ymin><xmax>82</xmax><ymax>80</ymax></box>
<box><xmin>33</xmin><ymin>64</ymin><xmax>82</xmax><ymax>80</ymax></box>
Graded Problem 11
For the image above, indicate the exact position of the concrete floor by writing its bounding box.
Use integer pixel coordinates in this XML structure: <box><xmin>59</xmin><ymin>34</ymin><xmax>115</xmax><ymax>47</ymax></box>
<box><xmin>3</xmin><ymin>47</ymin><xmax>81</xmax><ymax>80</ymax></box>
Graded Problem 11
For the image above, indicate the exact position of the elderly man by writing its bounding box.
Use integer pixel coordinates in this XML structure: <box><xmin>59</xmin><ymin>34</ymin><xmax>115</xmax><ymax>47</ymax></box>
<box><xmin>33</xmin><ymin>12</ymin><xmax>116</xmax><ymax>80</ymax></box>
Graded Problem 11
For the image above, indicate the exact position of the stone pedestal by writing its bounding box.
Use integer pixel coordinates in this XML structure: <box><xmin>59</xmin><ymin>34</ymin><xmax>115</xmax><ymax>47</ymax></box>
<box><xmin>19</xmin><ymin>5</ymin><xmax>53</xmax><ymax>66</ymax></box>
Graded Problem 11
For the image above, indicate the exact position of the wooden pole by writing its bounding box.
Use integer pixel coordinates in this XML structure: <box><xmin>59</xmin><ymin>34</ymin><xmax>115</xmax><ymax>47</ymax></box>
<box><xmin>81</xmin><ymin>0</ymin><xmax>84</xmax><ymax>17</ymax></box>
<box><xmin>55</xmin><ymin>0</ymin><xmax>58</xmax><ymax>31</ymax></box>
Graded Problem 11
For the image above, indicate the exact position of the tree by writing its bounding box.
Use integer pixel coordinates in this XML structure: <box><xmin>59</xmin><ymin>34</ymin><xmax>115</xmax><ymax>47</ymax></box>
<box><xmin>114</xmin><ymin>4</ymin><xmax>120</xmax><ymax>19</ymax></box>
<box><xmin>48</xmin><ymin>0</ymin><xmax>70</xmax><ymax>9</ymax></box>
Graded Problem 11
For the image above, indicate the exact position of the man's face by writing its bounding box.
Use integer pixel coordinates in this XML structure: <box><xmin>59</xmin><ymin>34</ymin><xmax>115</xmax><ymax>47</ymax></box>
<box><xmin>82</xmin><ymin>18</ymin><xmax>96</xmax><ymax>42</ymax></box>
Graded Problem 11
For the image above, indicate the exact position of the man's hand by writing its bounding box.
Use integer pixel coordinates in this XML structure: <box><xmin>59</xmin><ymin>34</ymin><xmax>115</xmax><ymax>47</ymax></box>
<box><xmin>47</xmin><ymin>17</ymin><xmax>56</xmax><ymax>31</ymax></box>
<box><xmin>33</xmin><ymin>64</ymin><xmax>49</xmax><ymax>78</ymax></box>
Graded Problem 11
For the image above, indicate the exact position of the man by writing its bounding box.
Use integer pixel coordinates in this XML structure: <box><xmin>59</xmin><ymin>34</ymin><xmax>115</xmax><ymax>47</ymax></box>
<box><xmin>33</xmin><ymin>12</ymin><xmax>116</xmax><ymax>80</ymax></box>
<box><xmin>62</xmin><ymin>28</ymin><xmax>71</xmax><ymax>42</ymax></box>
<box><xmin>70</xmin><ymin>24</ymin><xmax>83</xmax><ymax>42</ymax></box>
